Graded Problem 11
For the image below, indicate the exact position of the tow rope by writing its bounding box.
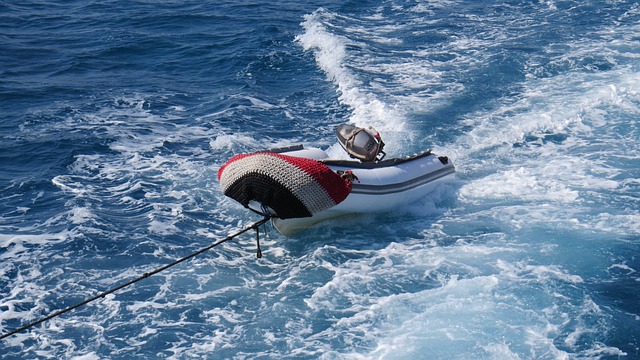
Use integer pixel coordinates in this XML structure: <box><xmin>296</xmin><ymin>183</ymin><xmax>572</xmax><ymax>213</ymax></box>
<box><xmin>0</xmin><ymin>216</ymin><xmax>270</xmax><ymax>341</ymax></box>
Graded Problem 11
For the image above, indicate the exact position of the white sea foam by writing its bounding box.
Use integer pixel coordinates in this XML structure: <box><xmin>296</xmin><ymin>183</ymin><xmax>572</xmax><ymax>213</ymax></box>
<box><xmin>300</xmin><ymin>239</ymin><xmax>613</xmax><ymax>359</ymax></box>
<box><xmin>209</xmin><ymin>133</ymin><xmax>261</xmax><ymax>151</ymax></box>
<box><xmin>447</xmin><ymin>57</ymin><xmax>640</xmax><ymax>238</ymax></box>
<box><xmin>69</xmin><ymin>207</ymin><xmax>94</xmax><ymax>225</ymax></box>
<box><xmin>296</xmin><ymin>9</ymin><xmax>408</xmax><ymax>153</ymax></box>
<box><xmin>0</xmin><ymin>231</ymin><xmax>70</xmax><ymax>249</ymax></box>
<box><xmin>459</xmin><ymin>166</ymin><xmax>581</xmax><ymax>204</ymax></box>
<box><xmin>70</xmin><ymin>352</ymin><xmax>100</xmax><ymax>360</ymax></box>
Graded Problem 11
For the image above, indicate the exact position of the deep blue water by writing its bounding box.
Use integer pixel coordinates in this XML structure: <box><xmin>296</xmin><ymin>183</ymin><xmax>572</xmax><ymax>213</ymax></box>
<box><xmin>1</xmin><ymin>0</ymin><xmax>639</xmax><ymax>358</ymax></box>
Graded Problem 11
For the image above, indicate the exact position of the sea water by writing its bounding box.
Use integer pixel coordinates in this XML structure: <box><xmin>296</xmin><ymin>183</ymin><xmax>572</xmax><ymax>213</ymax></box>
<box><xmin>1</xmin><ymin>0</ymin><xmax>638</xmax><ymax>359</ymax></box>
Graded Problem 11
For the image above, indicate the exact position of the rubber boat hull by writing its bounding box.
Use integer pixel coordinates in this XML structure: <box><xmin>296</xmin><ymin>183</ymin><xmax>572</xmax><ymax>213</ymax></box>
<box><xmin>267</xmin><ymin>145</ymin><xmax>455</xmax><ymax>236</ymax></box>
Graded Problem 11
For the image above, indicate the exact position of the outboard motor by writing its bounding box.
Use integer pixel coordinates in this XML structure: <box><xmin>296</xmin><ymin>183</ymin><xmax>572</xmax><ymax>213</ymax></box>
<box><xmin>336</xmin><ymin>124</ymin><xmax>386</xmax><ymax>162</ymax></box>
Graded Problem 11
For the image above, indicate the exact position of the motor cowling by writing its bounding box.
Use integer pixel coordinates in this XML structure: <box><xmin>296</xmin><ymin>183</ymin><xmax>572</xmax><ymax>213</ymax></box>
<box><xmin>336</xmin><ymin>124</ymin><xmax>386</xmax><ymax>162</ymax></box>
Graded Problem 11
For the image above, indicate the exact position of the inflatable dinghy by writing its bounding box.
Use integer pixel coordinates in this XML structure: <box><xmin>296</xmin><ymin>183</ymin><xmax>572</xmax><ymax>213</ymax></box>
<box><xmin>218</xmin><ymin>124</ymin><xmax>455</xmax><ymax>236</ymax></box>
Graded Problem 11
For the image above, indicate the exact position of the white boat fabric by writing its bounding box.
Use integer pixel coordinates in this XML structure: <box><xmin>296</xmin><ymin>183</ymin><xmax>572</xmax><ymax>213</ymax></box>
<box><xmin>268</xmin><ymin>146</ymin><xmax>456</xmax><ymax>236</ymax></box>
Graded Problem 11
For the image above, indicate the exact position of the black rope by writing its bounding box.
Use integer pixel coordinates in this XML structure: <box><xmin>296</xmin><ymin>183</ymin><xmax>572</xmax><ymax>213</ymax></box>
<box><xmin>255</xmin><ymin>227</ymin><xmax>262</xmax><ymax>258</ymax></box>
<box><xmin>0</xmin><ymin>216</ymin><xmax>271</xmax><ymax>341</ymax></box>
